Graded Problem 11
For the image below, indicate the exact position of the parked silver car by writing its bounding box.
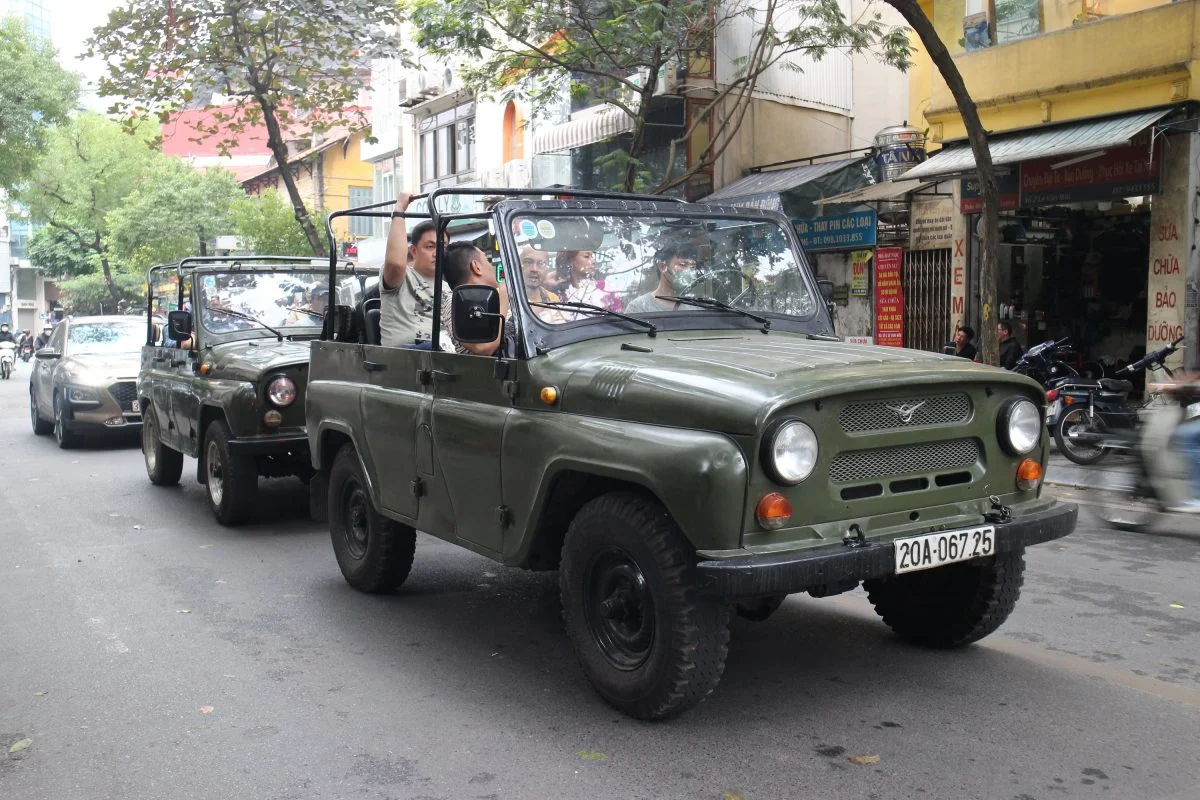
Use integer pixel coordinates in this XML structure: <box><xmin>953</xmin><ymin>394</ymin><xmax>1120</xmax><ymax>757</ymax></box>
<box><xmin>30</xmin><ymin>315</ymin><xmax>146</xmax><ymax>448</ymax></box>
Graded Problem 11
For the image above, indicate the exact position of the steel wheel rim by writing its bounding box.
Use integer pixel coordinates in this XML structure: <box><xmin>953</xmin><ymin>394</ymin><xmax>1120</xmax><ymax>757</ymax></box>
<box><xmin>341</xmin><ymin>480</ymin><xmax>370</xmax><ymax>560</ymax></box>
<box><xmin>30</xmin><ymin>393</ymin><xmax>37</xmax><ymax>427</ymax></box>
<box><xmin>54</xmin><ymin>401</ymin><xmax>64</xmax><ymax>442</ymax></box>
<box><xmin>206</xmin><ymin>441</ymin><xmax>224</xmax><ymax>507</ymax></box>
<box><xmin>583</xmin><ymin>547</ymin><xmax>655</xmax><ymax>671</ymax></box>
<box><xmin>143</xmin><ymin>413</ymin><xmax>157</xmax><ymax>473</ymax></box>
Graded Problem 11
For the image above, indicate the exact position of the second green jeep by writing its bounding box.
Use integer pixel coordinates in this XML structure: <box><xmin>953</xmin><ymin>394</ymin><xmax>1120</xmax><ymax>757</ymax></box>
<box><xmin>307</xmin><ymin>190</ymin><xmax>1077</xmax><ymax>720</ymax></box>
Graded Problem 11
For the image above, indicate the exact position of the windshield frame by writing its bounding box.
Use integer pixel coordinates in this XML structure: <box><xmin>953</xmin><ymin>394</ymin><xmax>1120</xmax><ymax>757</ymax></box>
<box><xmin>494</xmin><ymin>201</ymin><xmax>834</xmax><ymax>355</ymax></box>
<box><xmin>188</xmin><ymin>264</ymin><xmax>366</xmax><ymax>345</ymax></box>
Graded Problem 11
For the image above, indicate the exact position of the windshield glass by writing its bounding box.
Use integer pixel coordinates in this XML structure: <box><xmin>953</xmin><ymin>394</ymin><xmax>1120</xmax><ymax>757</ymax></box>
<box><xmin>197</xmin><ymin>271</ymin><xmax>336</xmax><ymax>334</ymax></box>
<box><xmin>509</xmin><ymin>213</ymin><xmax>817</xmax><ymax>325</ymax></box>
<box><xmin>68</xmin><ymin>320</ymin><xmax>145</xmax><ymax>355</ymax></box>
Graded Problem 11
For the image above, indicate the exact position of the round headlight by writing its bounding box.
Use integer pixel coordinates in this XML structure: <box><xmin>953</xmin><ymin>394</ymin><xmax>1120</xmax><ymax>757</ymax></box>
<box><xmin>764</xmin><ymin>420</ymin><xmax>819</xmax><ymax>484</ymax></box>
<box><xmin>1001</xmin><ymin>398</ymin><xmax>1041</xmax><ymax>455</ymax></box>
<box><xmin>266</xmin><ymin>375</ymin><xmax>297</xmax><ymax>407</ymax></box>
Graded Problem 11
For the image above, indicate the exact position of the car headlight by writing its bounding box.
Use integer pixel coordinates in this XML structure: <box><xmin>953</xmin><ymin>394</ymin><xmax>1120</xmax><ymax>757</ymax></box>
<box><xmin>67</xmin><ymin>386</ymin><xmax>101</xmax><ymax>404</ymax></box>
<box><xmin>266</xmin><ymin>375</ymin><xmax>297</xmax><ymax>407</ymax></box>
<box><xmin>999</xmin><ymin>397</ymin><xmax>1041</xmax><ymax>455</ymax></box>
<box><xmin>763</xmin><ymin>420</ymin><xmax>819</xmax><ymax>484</ymax></box>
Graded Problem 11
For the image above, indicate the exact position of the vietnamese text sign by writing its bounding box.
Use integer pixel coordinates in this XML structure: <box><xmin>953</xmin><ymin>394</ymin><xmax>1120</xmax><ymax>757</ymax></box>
<box><xmin>960</xmin><ymin>170</ymin><xmax>1020</xmax><ymax>213</ymax></box>
<box><xmin>874</xmin><ymin>247</ymin><xmax>905</xmax><ymax>347</ymax></box>
<box><xmin>850</xmin><ymin>249</ymin><xmax>872</xmax><ymax>296</ymax></box>
<box><xmin>1022</xmin><ymin>144</ymin><xmax>1160</xmax><ymax>205</ymax></box>
<box><xmin>910</xmin><ymin>197</ymin><xmax>955</xmax><ymax>250</ymax></box>
<box><xmin>794</xmin><ymin>210</ymin><xmax>877</xmax><ymax>252</ymax></box>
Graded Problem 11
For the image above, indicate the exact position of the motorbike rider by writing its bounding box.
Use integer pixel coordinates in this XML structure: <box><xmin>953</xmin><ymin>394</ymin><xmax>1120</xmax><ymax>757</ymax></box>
<box><xmin>0</xmin><ymin>323</ymin><xmax>15</xmax><ymax>346</ymax></box>
<box><xmin>1167</xmin><ymin>372</ymin><xmax>1200</xmax><ymax>513</ymax></box>
<box><xmin>33</xmin><ymin>324</ymin><xmax>53</xmax><ymax>350</ymax></box>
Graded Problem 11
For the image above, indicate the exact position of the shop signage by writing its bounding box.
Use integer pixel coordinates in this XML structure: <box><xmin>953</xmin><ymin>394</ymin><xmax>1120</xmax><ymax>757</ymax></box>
<box><xmin>960</xmin><ymin>170</ymin><xmax>1020</xmax><ymax>213</ymax></box>
<box><xmin>794</xmin><ymin>210</ymin><xmax>877</xmax><ymax>252</ymax></box>
<box><xmin>846</xmin><ymin>336</ymin><xmax>873</xmax><ymax>345</ymax></box>
<box><xmin>910</xmin><ymin>197</ymin><xmax>955</xmax><ymax>250</ymax></box>
<box><xmin>16</xmin><ymin>300</ymin><xmax>36</xmax><ymax>310</ymax></box>
<box><xmin>722</xmin><ymin>193</ymin><xmax>783</xmax><ymax>211</ymax></box>
<box><xmin>1021</xmin><ymin>144</ymin><xmax>1160</xmax><ymax>205</ymax></box>
<box><xmin>850</xmin><ymin>249</ymin><xmax>872</xmax><ymax>296</ymax></box>
<box><xmin>874</xmin><ymin>247</ymin><xmax>905</xmax><ymax>347</ymax></box>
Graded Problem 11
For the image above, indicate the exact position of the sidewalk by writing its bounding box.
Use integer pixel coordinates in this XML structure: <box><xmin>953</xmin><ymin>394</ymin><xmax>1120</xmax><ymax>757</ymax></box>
<box><xmin>1043</xmin><ymin>450</ymin><xmax>1133</xmax><ymax>491</ymax></box>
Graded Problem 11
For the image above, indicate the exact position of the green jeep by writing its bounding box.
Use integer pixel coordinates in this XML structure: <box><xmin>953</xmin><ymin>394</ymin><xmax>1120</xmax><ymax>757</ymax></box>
<box><xmin>139</xmin><ymin>256</ymin><xmax>366</xmax><ymax>524</ymax></box>
<box><xmin>306</xmin><ymin>190</ymin><xmax>1077</xmax><ymax>720</ymax></box>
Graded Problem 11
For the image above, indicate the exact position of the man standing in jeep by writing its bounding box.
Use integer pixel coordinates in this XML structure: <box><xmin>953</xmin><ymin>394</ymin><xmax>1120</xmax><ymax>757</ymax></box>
<box><xmin>379</xmin><ymin>193</ymin><xmax>447</xmax><ymax>348</ymax></box>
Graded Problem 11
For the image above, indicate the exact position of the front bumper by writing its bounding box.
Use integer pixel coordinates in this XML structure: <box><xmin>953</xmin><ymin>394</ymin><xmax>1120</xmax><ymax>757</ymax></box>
<box><xmin>695</xmin><ymin>502</ymin><xmax>1077</xmax><ymax>597</ymax></box>
<box><xmin>226</xmin><ymin>433</ymin><xmax>309</xmax><ymax>457</ymax></box>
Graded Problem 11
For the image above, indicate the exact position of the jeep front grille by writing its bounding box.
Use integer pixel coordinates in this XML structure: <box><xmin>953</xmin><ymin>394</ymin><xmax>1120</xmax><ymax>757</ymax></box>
<box><xmin>839</xmin><ymin>393</ymin><xmax>971</xmax><ymax>433</ymax></box>
<box><xmin>108</xmin><ymin>381</ymin><xmax>138</xmax><ymax>413</ymax></box>
<box><xmin>828</xmin><ymin>438</ymin><xmax>982</xmax><ymax>483</ymax></box>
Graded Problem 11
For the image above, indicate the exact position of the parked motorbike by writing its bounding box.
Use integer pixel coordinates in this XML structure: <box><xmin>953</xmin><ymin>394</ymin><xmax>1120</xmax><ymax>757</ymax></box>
<box><xmin>1014</xmin><ymin>338</ymin><xmax>1079</xmax><ymax>388</ymax></box>
<box><xmin>1094</xmin><ymin>378</ymin><xmax>1199</xmax><ymax>533</ymax></box>
<box><xmin>1049</xmin><ymin>337</ymin><xmax>1183</xmax><ymax>466</ymax></box>
<box><xmin>0</xmin><ymin>341</ymin><xmax>16</xmax><ymax>380</ymax></box>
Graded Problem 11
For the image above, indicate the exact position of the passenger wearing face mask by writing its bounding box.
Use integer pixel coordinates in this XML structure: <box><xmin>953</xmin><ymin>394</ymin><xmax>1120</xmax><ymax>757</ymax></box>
<box><xmin>624</xmin><ymin>244</ymin><xmax>700</xmax><ymax>314</ymax></box>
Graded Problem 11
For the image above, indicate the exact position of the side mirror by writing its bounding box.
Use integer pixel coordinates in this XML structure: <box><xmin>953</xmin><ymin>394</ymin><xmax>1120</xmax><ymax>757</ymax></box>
<box><xmin>450</xmin><ymin>285</ymin><xmax>503</xmax><ymax>344</ymax></box>
<box><xmin>817</xmin><ymin>279</ymin><xmax>835</xmax><ymax>303</ymax></box>
<box><xmin>35</xmin><ymin>348</ymin><xmax>60</xmax><ymax>360</ymax></box>
<box><xmin>167</xmin><ymin>310</ymin><xmax>192</xmax><ymax>342</ymax></box>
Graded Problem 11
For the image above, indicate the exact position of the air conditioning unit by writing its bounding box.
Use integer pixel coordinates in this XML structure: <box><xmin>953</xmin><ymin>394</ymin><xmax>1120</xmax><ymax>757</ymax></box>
<box><xmin>503</xmin><ymin>159</ymin><xmax>531</xmax><ymax>188</ymax></box>
<box><xmin>416</xmin><ymin>72</ymin><xmax>440</xmax><ymax>98</ymax></box>
<box><xmin>480</xmin><ymin>165</ymin><xmax>505</xmax><ymax>188</ymax></box>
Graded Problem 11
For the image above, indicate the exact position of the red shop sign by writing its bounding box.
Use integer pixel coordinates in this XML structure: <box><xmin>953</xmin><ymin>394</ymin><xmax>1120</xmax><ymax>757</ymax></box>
<box><xmin>1021</xmin><ymin>143</ymin><xmax>1160</xmax><ymax>205</ymax></box>
<box><xmin>874</xmin><ymin>247</ymin><xmax>905</xmax><ymax>348</ymax></box>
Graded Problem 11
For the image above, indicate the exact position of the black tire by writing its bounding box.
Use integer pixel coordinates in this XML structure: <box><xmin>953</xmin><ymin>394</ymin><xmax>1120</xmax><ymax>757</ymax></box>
<box><xmin>864</xmin><ymin>548</ymin><xmax>1026</xmax><ymax>648</ymax></box>
<box><xmin>30</xmin><ymin>389</ymin><xmax>51</xmax><ymax>435</ymax></box>
<box><xmin>1054</xmin><ymin>407</ymin><xmax>1110</xmax><ymax>465</ymax></box>
<box><xmin>53</xmin><ymin>394</ymin><xmax>78</xmax><ymax>449</ymax></box>
<box><xmin>736</xmin><ymin>594</ymin><xmax>787</xmax><ymax>622</ymax></box>
<box><xmin>202</xmin><ymin>419</ymin><xmax>258</xmax><ymax>525</ymax></box>
<box><xmin>328</xmin><ymin>445</ymin><xmax>416</xmax><ymax>593</ymax></box>
<box><xmin>560</xmin><ymin>491</ymin><xmax>731</xmax><ymax>720</ymax></box>
<box><xmin>142</xmin><ymin>406</ymin><xmax>184</xmax><ymax>486</ymax></box>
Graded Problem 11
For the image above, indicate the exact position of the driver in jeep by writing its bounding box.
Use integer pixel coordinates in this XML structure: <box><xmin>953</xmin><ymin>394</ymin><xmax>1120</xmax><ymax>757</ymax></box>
<box><xmin>623</xmin><ymin>243</ymin><xmax>701</xmax><ymax>314</ymax></box>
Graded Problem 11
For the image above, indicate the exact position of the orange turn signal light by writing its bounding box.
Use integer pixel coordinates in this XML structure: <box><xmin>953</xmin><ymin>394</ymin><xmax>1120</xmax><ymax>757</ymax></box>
<box><xmin>199</xmin><ymin>363</ymin><xmax>212</xmax><ymax>375</ymax></box>
<box><xmin>755</xmin><ymin>492</ymin><xmax>793</xmax><ymax>531</ymax></box>
<box><xmin>1062</xmin><ymin>395</ymin><xmax>1074</xmax><ymax>405</ymax></box>
<box><xmin>539</xmin><ymin>386</ymin><xmax>559</xmax><ymax>405</ymax></box>
<box><xmin>1016</xmin><ymin>458</ymin><xmax>1043</xmax><ymax>491</ymax></box>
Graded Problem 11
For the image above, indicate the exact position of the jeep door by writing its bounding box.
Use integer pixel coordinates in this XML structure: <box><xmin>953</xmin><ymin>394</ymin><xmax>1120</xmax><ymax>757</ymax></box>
<box><xmin>427</xmin><ymin>349</ymin><xmax>511</xmax><ymax>556</ymax></box>
<box><xmin>141</xmin><ymin>342</ymin><xmax>181</xmax><ymax>450</ymax></box>
<box><xmin>358</xmin><ymin>346</ymin><xmax>431</xmax><ymax>522</ymax></box>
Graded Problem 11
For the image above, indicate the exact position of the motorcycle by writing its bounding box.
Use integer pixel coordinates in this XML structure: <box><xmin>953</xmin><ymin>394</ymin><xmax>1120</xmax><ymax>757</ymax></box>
<box><xmin>1048</xmin><ymin>337</ymin><xmax>1183</xmax><ymax>466</ymax></box>
<box><xmin>1094</xmin><ymin>379</ymin><xmax>1199</xmax><ymax>533</ymax></box>
<box><xmin>19</xmin><ymin>341</ymin><xmax>33</xmax><ymax>362</ymax></box>
<box><xmin>0</xmin><ymin>341</ymin><xmax>16</xmax><ymax>380</ymax></box>
<box><xmin>1014</xmin><ymin>338</ymin><xmax>1079</xmax><ymax>389</ymax></box>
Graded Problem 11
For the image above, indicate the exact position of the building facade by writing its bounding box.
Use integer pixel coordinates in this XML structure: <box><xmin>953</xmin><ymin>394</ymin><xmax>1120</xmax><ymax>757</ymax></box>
<box><xmin>900</xmin><ymin>0</ymin><xmax>1200</xmax><ymax>372</ymax></box>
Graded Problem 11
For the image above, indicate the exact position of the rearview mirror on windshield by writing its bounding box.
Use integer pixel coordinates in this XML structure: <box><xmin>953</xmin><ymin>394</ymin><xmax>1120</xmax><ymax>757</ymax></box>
<box><xmin>167</xmin><ymin>310</ymin><xmax>192</xmax><ymax>341</ymax></box>
<box><xmin>450</xmin><ymin>285</ymin><xmax>503</xmax><ymax>344</ymax></box>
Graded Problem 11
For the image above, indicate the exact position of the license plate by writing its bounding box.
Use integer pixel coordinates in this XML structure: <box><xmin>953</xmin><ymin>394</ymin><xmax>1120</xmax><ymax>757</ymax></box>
<box><xmin>1047</xmin><ymin>399</ymin><xmax>1061</xmax><ymax>421</ymax></box>
<box><xmin>131</xmin><ymin>399</ymin><xmax>140</xmax><ymax>413</ymax></box>
<box><xmin>894</xmin><ymin>526</ymin><xmax>995</xmax><ymax>575</ymax></box>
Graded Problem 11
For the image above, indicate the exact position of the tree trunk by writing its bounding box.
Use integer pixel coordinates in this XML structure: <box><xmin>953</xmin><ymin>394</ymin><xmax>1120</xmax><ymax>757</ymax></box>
<box><xmin>94</xmin><ymin>233</ymin><xmax>123</xmax><ymax>307</ymax></box>
<box><xmin>885</xmin><ymin>0</ymin><xmax>999</xmax><ymax>365</ymax></box>
<box><xmin>256</xmin><ymin>94</ymin><xmax>326</xmax><ymax>257</ymax></box>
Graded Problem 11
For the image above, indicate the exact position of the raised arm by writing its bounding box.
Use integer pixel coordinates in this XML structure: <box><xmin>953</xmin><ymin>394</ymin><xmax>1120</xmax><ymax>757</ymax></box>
<box><xmin>381</xmin><ymin>192</ymin><xmax>414</xmax><ymax>291</ymax></box>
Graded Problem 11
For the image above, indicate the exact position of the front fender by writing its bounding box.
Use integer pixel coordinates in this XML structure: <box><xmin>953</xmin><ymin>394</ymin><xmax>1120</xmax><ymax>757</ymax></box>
<box><xmin>503</xmin><ymin>413</ymin><xmax>749</xmax><ymax>563</ymax></box>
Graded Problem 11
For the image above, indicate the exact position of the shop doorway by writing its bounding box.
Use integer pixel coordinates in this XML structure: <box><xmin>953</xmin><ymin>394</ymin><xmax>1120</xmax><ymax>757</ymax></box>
<box><xmin>903</xmin><ymin>248</ymin><xmax>953</xmax><ymax>352</ymax></box>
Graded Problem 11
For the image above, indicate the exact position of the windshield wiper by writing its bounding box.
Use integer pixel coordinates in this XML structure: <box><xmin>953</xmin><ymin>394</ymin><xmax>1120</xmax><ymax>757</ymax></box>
<box><xmin>655</xmin><ymin>295</ymin><xmax>770</xmax><ymax>333</ymax></box>
<box><xmin>284</xmin><ymin>305</ymin><xmax>325</xmax><ymax>320</ymax></box>
<box><xmin>529</xmin><ymin>301</ymin><xmax>657</xmax><ymax>337</ymax></box>
<box><xmin>205</xmin><ymin>304</ymin><xmax>283</xmax><ymax>341</ymax></box>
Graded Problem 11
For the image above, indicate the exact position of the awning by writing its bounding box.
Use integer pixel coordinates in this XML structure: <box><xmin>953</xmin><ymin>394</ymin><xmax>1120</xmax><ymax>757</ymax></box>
<box><xmin>816</xmin><ymin>177</ymin><xmax>934</xmax><ymax>206</ymax></box>
<box><xmin>903</xmin><ymin>108</ymin><xmax>1172</xmax><ymax>181</ymax></box>
<box><xmin>704</xmin><ymin>158</ymin><xmax>864</xmax><ymax>209</ymax></box>
<box><xmin>533</xmin><ymin>106</ymin><xmax>635</xmax><ymax>155</ymax></box>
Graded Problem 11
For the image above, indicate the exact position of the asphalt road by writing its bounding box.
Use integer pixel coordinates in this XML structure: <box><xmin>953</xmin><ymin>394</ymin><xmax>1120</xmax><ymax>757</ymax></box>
<box><xmin>1</xmin><ymin>364</ymin><xmax>1198</xmax><ymax>800</ymax></box>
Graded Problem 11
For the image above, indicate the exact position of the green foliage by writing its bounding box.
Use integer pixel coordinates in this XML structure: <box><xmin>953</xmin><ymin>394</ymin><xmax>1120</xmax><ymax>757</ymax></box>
<box><xmin>230</xmin><ymin>193</ymin><xmax>316</xmax><ymax>256</ymax></box>
<box><xmin>107</xmin><ymin>158</ymin><xmax>242</xmax><ymax>271</ymax></box>
<box><xmin>27</xmin><ymin>225</ymin><xmax>100</xmax><ymax>278</ymax></box>
<box><xmin>87</xmin><ymin>0</ymin><xmax>406</xmax><ymax>254</ymax></box>
<box><xmin>0</xmin><ymin>18</ymin><xmax>78</xmax><ymax>191</ymax></box>
<box><xmin>403</xmin><ymin>0</ymin><xmax>911</xmax><ymax>192</ymax></box>
<box><xmin>55</xmin><ymin>272</ymin><xmax>146</xmax><ymax>316</ymax></box>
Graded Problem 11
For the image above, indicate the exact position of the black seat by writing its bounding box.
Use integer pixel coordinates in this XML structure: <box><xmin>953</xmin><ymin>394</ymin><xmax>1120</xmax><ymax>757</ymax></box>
<box><xmin>1099</xmin><ymin>378</ymin><xmax>1133</xmax><ymax>394</ymax></box>
<box><xmin>363</xmin><ymin>297</ymin><xmax>382</xmax><ymax>346</ymax></box>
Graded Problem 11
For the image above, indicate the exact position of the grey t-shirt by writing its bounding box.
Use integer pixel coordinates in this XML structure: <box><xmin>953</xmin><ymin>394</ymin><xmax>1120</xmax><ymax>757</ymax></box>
<box><xmin>624</xmin><ymin>292</ymin><xmax>673</xmax><ymax>314</ymax></box>
<box><xmin>379</xmin><ymin>266</ymin><xmax>444</xmax><ymax>347</ymax></box>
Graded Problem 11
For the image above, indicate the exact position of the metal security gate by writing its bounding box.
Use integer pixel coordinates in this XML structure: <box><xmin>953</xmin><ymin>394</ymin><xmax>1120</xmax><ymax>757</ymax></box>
<box><xmin>903</xmin><ymin>248</ymin><xmax>953</xmax><ymax>353</ymax></box>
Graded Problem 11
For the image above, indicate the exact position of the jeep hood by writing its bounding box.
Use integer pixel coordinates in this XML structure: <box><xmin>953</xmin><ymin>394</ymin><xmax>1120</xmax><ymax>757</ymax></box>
<box><xmin>550</xmin><ymin>333</ymin><xmax>1042</xmax><ymax>434</ymax></box>
<box><xmin>206</xmin><ymin>339</ymin><xmax>312</xmax><ymax>382</ymax></box>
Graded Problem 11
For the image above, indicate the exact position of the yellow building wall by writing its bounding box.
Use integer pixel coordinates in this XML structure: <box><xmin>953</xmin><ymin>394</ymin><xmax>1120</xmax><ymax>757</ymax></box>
<box><xmin>266</xmin><ymin>132</ymin><xmax>374</xmax><ymax>242</ymax></box>
<box><xmin>910</xmin><ymin>0</ymin><xmax>1200</xmax><ymax>144</ymax></box>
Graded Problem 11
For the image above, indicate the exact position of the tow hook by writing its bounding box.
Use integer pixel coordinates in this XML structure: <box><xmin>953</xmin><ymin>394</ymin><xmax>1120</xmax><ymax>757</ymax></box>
<box><xmin>984</xmin><ymin>495</ymin><xmax>1012</xmax><ymax>524</ymax></box>
<box><xmin>843</xmin><ymin>523</ymin><xmax>867</xmax><ymax>548</ymax></box>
